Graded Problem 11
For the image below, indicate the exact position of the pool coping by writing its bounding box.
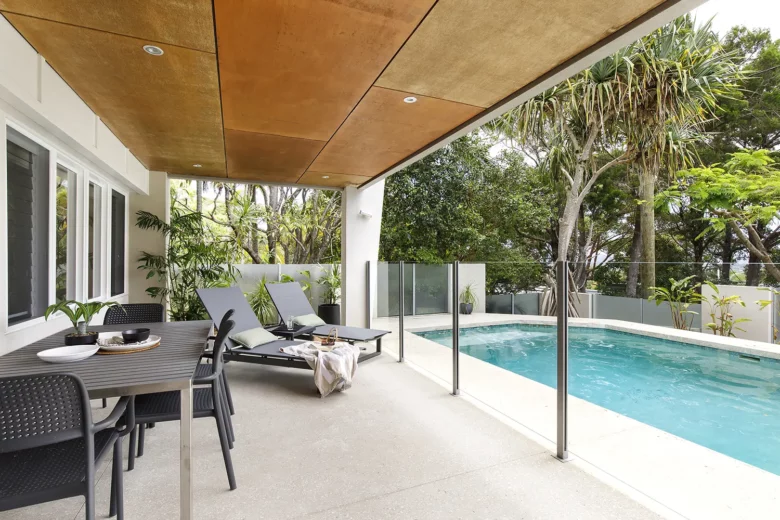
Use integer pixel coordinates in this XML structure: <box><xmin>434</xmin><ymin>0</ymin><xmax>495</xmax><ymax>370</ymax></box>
<box><xmin>405</xmin><ymin>314</ymin><xmax>780</xmax><ymax>361</ymax></box>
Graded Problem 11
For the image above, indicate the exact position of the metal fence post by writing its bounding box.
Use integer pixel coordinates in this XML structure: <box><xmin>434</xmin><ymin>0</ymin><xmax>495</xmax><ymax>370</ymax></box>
<box><xmin>556</xmin><ymin>260</ymin><xmax>570</xmax><ymax>461</ymax></box>
<box><xmin>411</xmin><ymin>263</ymin><xmax>417</xmax><ymax>316</ymax></box>
<box><xmin>365</xmin><ymin>261</ymin><xmax>371</xmax><ymax>329</ymax></box>
<box><xmin>452</xmin><ymin>260</ymin><xmax>460</xmax><ymax>395</ymax></box>
<box><xmin>398</xmin><ymin>261</ymin><xmax>405</xmax><ymax>363</ymax></box>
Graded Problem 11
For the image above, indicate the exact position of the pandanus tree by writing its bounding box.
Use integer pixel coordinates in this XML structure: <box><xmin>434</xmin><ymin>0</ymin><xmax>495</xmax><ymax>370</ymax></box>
<box><xmin>624</xmin><ymin>16</ymin><xmax>739</xmax><ymax>295</ymax></box>
<box><xmin>488</xmin><ymin>47</ymin><xmax>637</xmax><ymax>266</ymax></box>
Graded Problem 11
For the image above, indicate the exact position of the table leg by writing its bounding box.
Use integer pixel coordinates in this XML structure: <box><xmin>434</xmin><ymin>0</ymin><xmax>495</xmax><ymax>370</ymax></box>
<box><xmin>180</xmin><ymin>383</ymin><xmax>193</xmax><ymax>519</ymax></box>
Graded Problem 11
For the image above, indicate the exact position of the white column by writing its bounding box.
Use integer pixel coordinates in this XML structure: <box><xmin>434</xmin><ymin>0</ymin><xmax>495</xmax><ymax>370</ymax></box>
<box><xmin>128</xmin><ymin>170</ymin><xmax>169</xmax><ymax>304</ymax></box>
<box><xmin>341</xmin><ymin>180</ymin><xmax>385</xmax><ymax>327</ymax></box>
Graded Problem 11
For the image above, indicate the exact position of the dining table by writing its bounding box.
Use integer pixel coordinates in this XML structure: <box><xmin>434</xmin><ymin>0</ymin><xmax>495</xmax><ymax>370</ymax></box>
<box><xmin>0</xmin><ymin>320</ymin><xmax>212</xmax><ymax>520</ymax></box>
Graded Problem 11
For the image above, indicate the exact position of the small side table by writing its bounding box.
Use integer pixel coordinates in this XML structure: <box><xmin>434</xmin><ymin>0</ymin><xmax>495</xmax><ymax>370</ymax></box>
<box><xmin>271</xmin><ymin>324</ymin><xmax>316</xmax><ymax>341</ymax></box>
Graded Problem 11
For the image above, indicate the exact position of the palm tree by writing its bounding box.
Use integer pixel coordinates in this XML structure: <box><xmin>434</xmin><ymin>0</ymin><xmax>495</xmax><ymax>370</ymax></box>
<box><xmin>624</xmin><ymin>16</ymin><xmax>739</xmax><ymax>295</ymax></box>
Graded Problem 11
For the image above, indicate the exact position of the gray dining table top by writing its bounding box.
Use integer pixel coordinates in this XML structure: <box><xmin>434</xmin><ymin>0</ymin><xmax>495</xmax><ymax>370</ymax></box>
<box><xmin>0</xmin><ymin>320</ymin><xmax>211</xmax><ymax>399</ymax></box>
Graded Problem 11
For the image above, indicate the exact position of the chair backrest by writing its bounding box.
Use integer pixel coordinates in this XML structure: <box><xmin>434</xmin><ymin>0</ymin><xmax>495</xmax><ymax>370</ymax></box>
<box><xmin>210</xmin><ymin>309</ymin><xmax>235</xmax><ymax>377</ymax></box>
<box><xmin>104</xmin><ymin>303</ymin><xmax>164</xmax><ymax>325</ymax></box>
<box><xmin>0</xmin><ymin>373</ymin><xmax>91</xmax><ymax>453</ymax></box>
<box><xmin>197</xmin><ymin>287</ymin><xmax>263</xmax><ymax>348</ymax></box>
<box><xmin>264</xmin><ymin>282</ymin><xmax>315</xmax><ymax>322</ymax></box>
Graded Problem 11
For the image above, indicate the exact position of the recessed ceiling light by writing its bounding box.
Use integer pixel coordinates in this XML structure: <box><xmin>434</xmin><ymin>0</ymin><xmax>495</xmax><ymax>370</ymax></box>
<box><xmin>143</xmin><ymin>45</ymin><xmax>164</xmax><ymax>56</ymax></box>
<box><xmin>193</xmin><ymin>164</ymin><xmax>202</xmax><ymax>168</ymax></box>
<box><xmin>403</xmin><ymin>96</ymin><xmax>417</xmax><ymax>104</ymax></box>
<box><xmin>322</xmin><ymin>175</ymin><xmax>330</xmax><ymax>179</ymax></box>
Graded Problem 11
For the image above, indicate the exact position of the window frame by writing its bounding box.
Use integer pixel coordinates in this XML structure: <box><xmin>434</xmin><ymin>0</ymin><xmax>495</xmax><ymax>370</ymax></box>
<box><xmin>86</xmin><ymin>172</ymin><xmax>109</xmax><ymax>302</ymax></box>
<box><xmin>3</xmin><ymin>118</ymin><xmax>130</xmax><ymax>334</ymax></box>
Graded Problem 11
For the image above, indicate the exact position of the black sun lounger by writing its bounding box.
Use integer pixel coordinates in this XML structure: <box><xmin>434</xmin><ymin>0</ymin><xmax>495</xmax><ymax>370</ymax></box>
<box><xmin>197</xmin><ymin>287</ymin><xmax>312</xmax><ymax>370</ymax></box>
<box><xmin>264</xmin><ymin>282</ymin><xmax>390</xmax><ymax>361</ymax></box>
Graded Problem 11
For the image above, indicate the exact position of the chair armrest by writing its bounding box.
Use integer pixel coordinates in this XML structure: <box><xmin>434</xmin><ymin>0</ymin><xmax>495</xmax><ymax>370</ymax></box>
<box><xmin>92</xmin><ymin>396</ymin><xmax>132</xmax><ymax>434</ymax></box>
<box><xmin>193</xmin><ymin>372</ymin><xmax>219</xmax><ymax>385</ymax></box>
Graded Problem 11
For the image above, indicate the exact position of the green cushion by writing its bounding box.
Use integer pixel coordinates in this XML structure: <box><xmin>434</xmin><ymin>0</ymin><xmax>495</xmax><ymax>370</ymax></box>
<box><xmin>230</xmin><ymin>326</ymin><xmax>278</xmax><ymax>349</ymax></box>
<box><xmin>293</xmin><ymin>313</ymin><xmax>326</xmax><ymax>327</ymax></box>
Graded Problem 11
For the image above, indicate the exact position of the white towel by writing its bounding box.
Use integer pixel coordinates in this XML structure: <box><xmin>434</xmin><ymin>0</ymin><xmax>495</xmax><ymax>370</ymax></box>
<box><xmin>280</xmin><ymin>341</ymin><xmax>360</xmax><ymax>397</ymax></box>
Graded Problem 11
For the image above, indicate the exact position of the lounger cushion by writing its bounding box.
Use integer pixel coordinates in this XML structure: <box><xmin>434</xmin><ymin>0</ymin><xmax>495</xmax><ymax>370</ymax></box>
<box><xmin>293</xmin><ymin>313</ymin><xmax>326</xmax><ymax>327</ymax></box>
<box><xmin>230</xmin><ymin>326</ymin><xmax>278</xmax><ymax>349</ymax></box>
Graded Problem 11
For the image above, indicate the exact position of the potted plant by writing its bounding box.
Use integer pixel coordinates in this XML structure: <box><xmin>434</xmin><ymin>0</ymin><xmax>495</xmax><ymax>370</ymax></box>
<box><xmin>317</xmin><ymin>265</ymin><xmax>341</xmax><ymax>325</ymax></box>
<box><xmin>45</xmin><ymin>300</ymin><xmax>122</xmax><ymax>345</ymax></box>
<box><xmin>459</xmin><ymin>283</ymin><xmax>478</xmax><ymax>314</ymax></box>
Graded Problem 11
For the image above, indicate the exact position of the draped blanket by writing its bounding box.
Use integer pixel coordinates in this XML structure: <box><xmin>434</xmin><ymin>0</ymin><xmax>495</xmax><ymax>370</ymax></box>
<box><xmin>280</xmin><ymin>341</ymin><xmax>360</xmax><ymax>397</ymax></box>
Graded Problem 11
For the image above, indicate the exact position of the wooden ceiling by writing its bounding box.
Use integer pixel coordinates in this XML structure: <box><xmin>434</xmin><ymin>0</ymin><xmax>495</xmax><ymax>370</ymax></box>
<box><xmin>1</xmin><ymin>0</ymin><xmax>670</xmax><ymax>188</ymax></box>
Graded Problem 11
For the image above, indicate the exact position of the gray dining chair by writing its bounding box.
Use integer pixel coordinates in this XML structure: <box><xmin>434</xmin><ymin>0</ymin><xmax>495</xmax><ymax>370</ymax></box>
<box><xmin>0</xmin><ymin>373</ymin><xmax>133</xmax><ymax>519</ymax></box>
<box><xmin>128</xmin><ymin>310</ymin><xmax>237</xmax><ymax>490</ymax></box>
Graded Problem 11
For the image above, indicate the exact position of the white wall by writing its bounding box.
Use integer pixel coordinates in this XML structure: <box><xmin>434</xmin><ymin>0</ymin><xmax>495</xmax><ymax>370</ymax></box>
<box><xmin>573</xmin><ymin>292</ymin><xmax>592</xmax><ymax>318</ymax></box>
<box><xmin>342</xmin><ymin>181</ymin><xmax>385</xmax><ymax>327</ymax></box>
<box><xmin>700</xmin><ymin>284</ymin><xmax>774</xmax><ymax>343</ymax></box>
<box><xmin>457</xmin><ymin>263</ymin><xmax>487</xmax><ymax>313</ymax></box>
<box><xmin>0</xmin><ymin>17</ymin><xmax>146</xmax><ymax>353</ymax></box>
<box><xmin>0</xmin><ymin>16</ymin><xmax>148</xmax><ymax>194</ymax></box>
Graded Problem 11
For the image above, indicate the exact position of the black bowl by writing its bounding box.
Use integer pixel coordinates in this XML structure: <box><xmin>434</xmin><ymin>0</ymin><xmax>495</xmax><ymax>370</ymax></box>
<box><xmin>122</xmin><ymin>328</ymin><xmax>151</xmax><ymax>343</ymax></box>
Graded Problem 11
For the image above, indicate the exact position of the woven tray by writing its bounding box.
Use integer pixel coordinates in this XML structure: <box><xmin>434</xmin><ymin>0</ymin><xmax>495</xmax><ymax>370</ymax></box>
<box><xmin>96</xmin><ymin>340</ymin><xmax>160</xmax><ymax>355</ymax></box>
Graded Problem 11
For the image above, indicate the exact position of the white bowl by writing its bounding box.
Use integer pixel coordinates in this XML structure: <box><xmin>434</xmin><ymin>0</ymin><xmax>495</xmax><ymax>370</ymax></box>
<box><xmin>37</xmin><ymin>344</ymin><xmax>100</xmax><ymax>363</ymax></box>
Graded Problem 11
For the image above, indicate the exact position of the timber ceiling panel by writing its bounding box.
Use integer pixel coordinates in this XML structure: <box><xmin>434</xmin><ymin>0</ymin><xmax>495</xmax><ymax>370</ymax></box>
<box><xmin>376</xmin><ymin>0</ymin><xmax>667</xmax><ymax>108</ymax></box>
<box><xmin>4</xmin><ymin>13</ymin><xmax>226</xmax><ymax>176</ymax></box>
<box><xmin>298</xmin><ymin>172</ymin><xmax>373</xmax><ymax>188</ymax></box>
<box><xmin>2</xmin><ymin>0</ymin><xmax>678</xmax><ymax>188</ymax></box>
<box><xmin>0</xmin><ymin>0</ymin><xmax>216</xmax><ymax>52</ymax></box>
<box><xmin>225</xmin><ymin>129</ymin><xmax>325</xmax><ymax>181</ymax></box>
<box><xmin>308</xmin><ymin>86</ymin><xmax>482</xmax><ymax>176</ymax></box>
<box><xmin>214</xmin><ymin>0</ymin><xmax>436</xmax><ymax>142</ymax></box>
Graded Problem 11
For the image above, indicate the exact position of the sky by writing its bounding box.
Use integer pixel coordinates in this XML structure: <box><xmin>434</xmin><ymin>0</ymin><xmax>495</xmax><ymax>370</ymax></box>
<box><xmin>692</xmin><ymin>0</ymin><xmax>780</xmax><ymax>38</ymax></box>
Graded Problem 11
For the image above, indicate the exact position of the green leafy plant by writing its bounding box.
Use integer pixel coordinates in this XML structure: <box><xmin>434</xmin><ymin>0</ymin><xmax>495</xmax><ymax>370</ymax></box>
<box><xmin>136</xmin><ymin>209</ymin><xmax>237</xmax><ymax>321</ymax></box>
<box><xmin>702</xmin><ymin>282</ymin><xmax>750</xmax><ymax>337</ymax></box>
<box><xmin>648</xmin><ymin>276</ymin><xmax>702</xmax><ymax>331</ymax></box>
<box><xmin>45</xmin><ymin>300</ymin><xmax>122</xmax><ymax>335</ymax></box>
<box><xmin>318</xmin><ymin>265</ymin><xmax>341</xmax><ymax>305</ymax></box>
<box><xmin>246</xmin><ymin>274</ymin><xmax>280</xmax><ymax>326</ymax></box>
<box><xmin>459</xmin><ymin>283</ymin><xmax>479</xmax><ymax>306</ymax></box>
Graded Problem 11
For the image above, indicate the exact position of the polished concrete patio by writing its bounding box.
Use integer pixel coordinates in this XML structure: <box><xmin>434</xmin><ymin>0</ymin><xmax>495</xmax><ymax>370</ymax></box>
<box><xmin>5</xmin><ymin>352</ymin><xmax>659</xmax><ymax>520</ymax></box>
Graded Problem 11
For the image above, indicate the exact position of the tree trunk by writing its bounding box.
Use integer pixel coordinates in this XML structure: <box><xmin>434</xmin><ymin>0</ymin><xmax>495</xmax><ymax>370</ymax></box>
<box><xmin>638</xmin><ymin>168</ymin><xmax>656</xmax><ymax>297</ymax></box>
<box><xmin>557</xmin><ymin>190</ymin><xmax>580</xmax><ymax>265</ymax></box>
<box><xmin>626</xmin><ymin>207</ymin><xmax>642</xmax><ymax>298</ymax></box>
<box><xmin>195</xmin><ymin>181</ymin><xmax>203</xmax><ymax>213</ymax></box>
<box><xmin>720</xmin><ymin>226</ymin><xmax>733</xmax><ymax>284</ymax></box>
<box><xmin>267</xmin><ymin>187</ymin><xmax>279</xmax><ymax>264</ymax></box>
<box><xmin>745</xmin><ymin>251</ymin><xmax>762</xmax><ymax>286</ymax></box>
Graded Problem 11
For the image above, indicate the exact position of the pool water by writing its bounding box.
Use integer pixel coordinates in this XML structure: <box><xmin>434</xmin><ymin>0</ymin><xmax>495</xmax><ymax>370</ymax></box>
<box><xmin>417</xmin><ymin>324</ymin><xmax>780</xmax><ymax>475</ymax></box>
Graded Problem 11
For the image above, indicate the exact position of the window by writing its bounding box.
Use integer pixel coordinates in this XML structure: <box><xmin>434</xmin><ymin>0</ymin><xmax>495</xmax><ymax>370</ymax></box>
<box><xmin>6</xmin><ymin>127</ymin><xmax>50</xmax><ymax>325</ymax></box>
<box><xmin>110</xmin><ymin>190</ymin><xmax>126</xmax><ymax>296</ymax></box>
<box><xmin>88</xmin><ymin>181</ymin><xmax>103</xmax><ymax>299</ymax></box>
<box><xmin>55</xmin><ymin>165</ymin><xmax>76</xmax><ymax>302</ymax></box>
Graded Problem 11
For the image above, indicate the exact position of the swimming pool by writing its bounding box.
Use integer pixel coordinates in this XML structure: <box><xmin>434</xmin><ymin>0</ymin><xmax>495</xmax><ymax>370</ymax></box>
<box><xmin>416</xmin><ymin>324</ymin><xmax>780</xmax><ymax>475</ymax></box>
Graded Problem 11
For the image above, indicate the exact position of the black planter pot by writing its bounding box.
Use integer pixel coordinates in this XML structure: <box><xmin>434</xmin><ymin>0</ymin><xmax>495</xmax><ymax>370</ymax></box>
<box><xmin>459</xmin><ymin>303</ymin><xmax>473</xmax><ymax>315</ymax></box>
<box><xmin>318</xmin><ymin>303</ymin><xmax>341</xmax><ymax>325</ymax></box>
<box><xmin>64</xmin><ymin>331</ymin><xmax>99</xmax><ymax>346</ymax></box>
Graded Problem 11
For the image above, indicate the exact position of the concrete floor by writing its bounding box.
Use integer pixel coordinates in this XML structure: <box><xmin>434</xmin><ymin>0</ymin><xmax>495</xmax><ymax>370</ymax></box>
<box><xmin>5</xmin><ymin>354</ymin><xmax>659</xmax><ymax>520</ymax></box>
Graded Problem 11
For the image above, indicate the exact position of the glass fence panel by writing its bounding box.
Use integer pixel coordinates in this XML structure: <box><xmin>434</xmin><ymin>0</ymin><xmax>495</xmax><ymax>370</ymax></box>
<box><xmin>459</xmin><ymin>262</ymin><xmax>557</xmax><ymax>445</ymax></box>
<box><xmin>402</xmin><ymin>262</ymin><xmax>452</xmax><ymax>387</ymax></box>
<box><xmin>414</xmin><ymin>263</ymin><xmax>449</xmax><ymax>315</ymax></box>
<box><xmin>376</xmin><ymin>262</ymin><xmax>413</xmax><ymax>317</ymax></box>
